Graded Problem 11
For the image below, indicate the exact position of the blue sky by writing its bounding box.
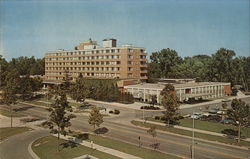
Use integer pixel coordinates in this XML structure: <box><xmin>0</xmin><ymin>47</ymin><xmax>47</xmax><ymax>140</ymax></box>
<box><xmin>1</xmin><ymin>0</ymin><xmax>249</xmax><ymax>60</ymax></box>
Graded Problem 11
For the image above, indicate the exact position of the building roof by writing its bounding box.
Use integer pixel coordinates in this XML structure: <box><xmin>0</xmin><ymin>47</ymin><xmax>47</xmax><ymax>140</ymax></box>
<box><xmin>124</xmin><ymin>82</ymin><xmax>230</xmax><ymax>90</ymax></box>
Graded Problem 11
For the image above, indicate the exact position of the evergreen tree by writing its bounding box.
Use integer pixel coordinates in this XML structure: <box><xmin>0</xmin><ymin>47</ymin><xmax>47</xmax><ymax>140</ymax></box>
<box><xmin>88</xmin><ymin>106</ymin><xmax>103</xmax><ymax>129</ymax></box>
<box><xmin>70</xmin><ymin>77</ymin><xmax>89</xmax><ymax>103</ymax></box>
<box><xmin>45</xmin><ymin>86</ymin><xmax>76</xmax><ymax>151</ymax></box>
<box><xmin>161</xmin><ymin>84</ymin><xmax>180</xmax><ymax>126</ymax></box>
<box><xmin>2</xmin><ymin>69</ymin><xmax>20</xmax><ymax>128</ymax></box>
<box><xmin>227</xmin><ymin>99</ymin><xmax>250</xmax><ymax>143</ymax></box>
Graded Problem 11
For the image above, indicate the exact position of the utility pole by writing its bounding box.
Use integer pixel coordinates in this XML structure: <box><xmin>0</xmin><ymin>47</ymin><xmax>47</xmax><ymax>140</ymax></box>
<box><xmin>192</xmin><ymin>111</ymin><xmax>195</xmax><ymax>159</ymax></box>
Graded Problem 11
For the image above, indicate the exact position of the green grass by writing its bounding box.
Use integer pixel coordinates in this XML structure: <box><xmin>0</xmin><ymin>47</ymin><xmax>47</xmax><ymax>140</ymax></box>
<box><xmin>32</xmin><ymin>136</ymin><xmax>121</xmax><ymax>159</ymax></box>
<box><xmin>87</xmin><ymin>134</ymin><xmax>180</xmax><ymax>159</ymax></box>
<box><xmin>0</xmin><ymin>127</ymin><xmax>32</xmax><ymax>140</ymax></box>
<box><xmin>132</xmin><ymin>120</ymin><xmax>250</xmax><ymax>148</ymax></box>
<box><xmin>26</xmin><ymin>98</ymin><xmax>82</xmax><ymax>108</ymax></box>
<box><xmin>180</xmin><ymin>118</ymin><xmax>250</xmax><ymax>138</ymax></box>
<box><xmin>145</xmin><ymin>117</ymin><xmax>250</xmax><ymax>138</ymax></box>
<box><xmin>0</xmin><ymin>109</ymin><xmax>25</xmax><ymax>117</ymax></box>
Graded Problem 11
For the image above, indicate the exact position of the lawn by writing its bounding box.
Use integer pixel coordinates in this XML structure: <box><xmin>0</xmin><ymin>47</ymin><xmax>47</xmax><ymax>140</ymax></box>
<box><xmin>26</xmin><ymin>98</ymin><xmax>82</xmax><ymax>107</ymax></box>
<box><xmin>87</xmin><ymin>134</ymin><xmax>180</xmax><ymax>159</ymax></box>
<box><xmin>32</xmin><ymin>136</ymin><xmax>120</xmax><ymax>159</ymax></box>
<box><xmin>132</xmin><ymin>120</ymin><xmax>250</xmax><ymax>148</ymax></box>
<box><xmin>0</xmin><ymin>127</ymin><xmax>32</xmax><ymax>140</ymax></box>
<box><xmin>145</xmin><ymin>117</ymin><xmax>250</xmax><ymax>138</ymax></box>
<box><xmin>180</xmin><ymin>118</ymin><xmax>250</xmax><ymax>138</ymax></box>
<box><xmin>0</xmin><ymin>108</ymin><xmax>25</xmax><ymax>117</ymax></box>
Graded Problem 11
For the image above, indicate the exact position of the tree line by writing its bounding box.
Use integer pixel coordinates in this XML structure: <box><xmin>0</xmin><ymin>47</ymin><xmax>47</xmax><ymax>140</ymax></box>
<box><xmin>148</xmin><ymin>48</ymin><xmax>250</xmax><ymax>91</ymax></box>
<box><xmin>0</xmin><ymin>55</ymin><xmax>44</xmax><ymax>88</ymax></box>
<box><xmin>67</xmin><ymin>74</ymin><xmax>134</xmax><ymax>104</ymax></box>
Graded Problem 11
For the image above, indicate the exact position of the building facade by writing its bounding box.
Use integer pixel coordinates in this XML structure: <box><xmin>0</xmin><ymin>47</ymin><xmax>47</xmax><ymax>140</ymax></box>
<box><xmin>44</xmin><ymin>39</ymin><xmax>147</xmax><ymax>82</ymax></box>
<box><xmin>124</xmin><ymin>82</ymin><xmax>232</xmax><ymax>103</ymax></box>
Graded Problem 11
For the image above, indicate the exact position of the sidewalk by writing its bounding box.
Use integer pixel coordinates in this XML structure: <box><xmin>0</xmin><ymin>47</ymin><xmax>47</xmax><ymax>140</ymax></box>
<box><xmin>135</xmin><ymin>119</ymin><xmax>250</xmax><ymax>142</ymax></box>
<box><xmin>54</xmin><ymin>134</ymin><xmax>142</xmax><ymax>159</ymax></box>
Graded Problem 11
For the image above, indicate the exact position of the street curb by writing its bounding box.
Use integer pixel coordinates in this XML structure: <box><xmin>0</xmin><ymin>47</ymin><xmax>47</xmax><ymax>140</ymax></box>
<box><xmin>131</xmin><ymin>120</ymin><xmax>250</xmax><ymax>151</ymax></box>
<box><xmin>28</xmin><ymin>139</ymin><xmax>40</xmax><ymax>159</ymax></box>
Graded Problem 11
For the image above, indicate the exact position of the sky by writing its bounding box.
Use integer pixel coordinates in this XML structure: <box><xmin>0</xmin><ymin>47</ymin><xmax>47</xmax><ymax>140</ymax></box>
<box><xmin>1</xmin><ymin>0</ymin><xmax>249</xmax><ymax>60</ymax></box>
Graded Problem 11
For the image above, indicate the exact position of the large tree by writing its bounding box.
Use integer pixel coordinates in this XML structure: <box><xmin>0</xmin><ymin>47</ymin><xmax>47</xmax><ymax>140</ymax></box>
<box><xmin>150</xmin><ymin>48</ymin><xmax>182</xmax><ymax>78</ymax></box>
<box><xmin>70</xmin><ymin>77</ymin><xmax>89</xmax><ymax>104</ymax></box>
<box><xmin>161</xmin><ymin>84</ymin><xmax>180</xmax><ymax>126</ymax></box>
<box><xmin>88</xmin><ymin>106</ymin><xmax>103</xmax><ymax>129</ymax></box>
<box><xmin>18</xmin><ymin>75</ymin><xmax>42</xmax><ymax>100</ymax></box>
<box><xmin>2</xmin><ymin>69</ymin><xmax>20</xmax><ymax>128</ymax></box>
<box><xmin>227</xmin><ymin>99</ymin><xmax>250</xmax><ymax>143</ymax></box>
<box><xmin>46</xmin><ymin>86</ymin><xmax>75</xmax><ymax>151</ymax></box>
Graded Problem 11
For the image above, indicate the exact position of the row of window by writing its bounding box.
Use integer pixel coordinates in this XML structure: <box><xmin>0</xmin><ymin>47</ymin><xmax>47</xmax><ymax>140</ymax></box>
<box><xmin>47</xmin><ymin>48</ymin><xmax>145</xmax><ymax>57</ymax></box>
<box><xmin>47</xmin><ymin>72</ymin><xmax>121</xmax><ymax>80</ymax></box>
<box><xmin>46</xmin><ymin>67</ymin><xmax>121</xmax><ymax>71</ymax></box>
<box><xmin>46</xmin><ymin>55</ymin><xmax>121</xmax><ymax>61</ymax></box>
<box><xmin>46</xmin><ymin>61</ymin><xmax>121</xmax><ymax>66</ymax></box>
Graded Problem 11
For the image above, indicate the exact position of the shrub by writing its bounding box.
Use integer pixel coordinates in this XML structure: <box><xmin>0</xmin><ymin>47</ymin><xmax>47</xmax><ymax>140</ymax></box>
<box><xmin>114</xmin><ymin>109</ymin><xmax>120</xmax><ymax>114</ymax></box>
<box><xmin>154</xmin><ymin>116</ymin><xmax>161</xmax><ymax>120</ymax></box>
<box><xmin>140</xmin><ymin>106</ymin><xmax>160</xmax><ymax>110</ymax></box>
<box><xmin>109</xmin><ymin>110</ymin><xmax>113</xmax><ymax>114</ymax></box>
<box><xmin>94</xmin><ymin>127</ymin><xmax>109</xmax><ymax>134</ymax></box>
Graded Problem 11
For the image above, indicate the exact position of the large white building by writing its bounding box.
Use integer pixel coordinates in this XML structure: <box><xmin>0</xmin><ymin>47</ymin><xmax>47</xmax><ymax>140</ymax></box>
<box><xmin>124</xmin><ymin>81</ymin><xmax>232</xmax><ymax>103</ymax></box>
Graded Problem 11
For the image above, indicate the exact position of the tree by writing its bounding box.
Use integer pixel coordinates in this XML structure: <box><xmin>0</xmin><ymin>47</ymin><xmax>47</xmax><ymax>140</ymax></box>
<box><xmin>149</xmin><ymin>48</ymin><xmax>182</xmax><ymax>78</ymax></box>
<box><xmin>147</xmin><ymin>126</ymin><xmax>159</xmax><ymax>150</ymax></box>
<box><xmin>70</xmin><ymin>77</ymin><xmax>89</xmax><ymax>104</ymax></box>
<box><xmin>222</xmin><ymin>103</ymin><xmax>228</xmax><ymax>110</ymax></box>
<box><xmin>161</xmin><ymin>84</ymin><xmax>180</xmax><ymax>126</ymax></box>
<box><xmin>88</xmin><ymin>106</ymin><xmax>103</xmax><ymax>130</ymax></box>
<box><xmin>46</xmin><ymin>86</ymin><xmax>76</xmax><ymax>151</ymax></box>
<box><xmin>150</xmin><ymin>95</ymin><xmax>157</xmax><ymax>106</ymax></box>
<box><xmin>227</xmin><ymin>99</ymin><xmax>250</xmax><ymax>143</ymax></box>
<box><xmin>231</xmin><ymin>88</ymin><xmax>238</xmax><ymax>96</ymax></box>
<box><xmin>61</xmin><ymin>70</ymin><xmax>72</xmax><ymax>93</ymax></box>
<box><xmin>2</xmin><ymin>70</ymin><xmax>20</xmax><ymax>128</ymax></box>
<box><xmin>18</xmin><ymin>75</ymin><xmax>42</xmax><ymax>100</ymax></box>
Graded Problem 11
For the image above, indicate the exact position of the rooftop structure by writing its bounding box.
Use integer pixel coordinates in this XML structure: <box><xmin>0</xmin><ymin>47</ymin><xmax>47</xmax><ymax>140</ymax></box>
<box><xmin>44</xmin><ymin>39</ymin><xmax>147</xmax><ymax>83</ymax></box>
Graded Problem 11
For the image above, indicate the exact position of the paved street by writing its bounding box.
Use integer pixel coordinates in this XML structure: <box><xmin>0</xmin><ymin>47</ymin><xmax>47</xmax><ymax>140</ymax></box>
<box><xmin>0</xmin><ymin>129</ymin><xmax>49</xmax><ymax>159</ymax></box>
<box><xmin>1</xmin><ymin>98</ymin><xmax>249</xmax><ymax>159</ymax></box>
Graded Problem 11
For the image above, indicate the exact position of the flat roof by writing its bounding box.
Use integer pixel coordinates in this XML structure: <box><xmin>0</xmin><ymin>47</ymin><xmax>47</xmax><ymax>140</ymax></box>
<box><xmin>124</xmin><ymin>82</ymin><xmax>230</xmax><ymax>90</ymax></box>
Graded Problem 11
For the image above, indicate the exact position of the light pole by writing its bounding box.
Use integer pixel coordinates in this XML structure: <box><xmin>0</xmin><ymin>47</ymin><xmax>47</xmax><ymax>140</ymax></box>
<box><xmin>192</xmin><ymin>111</ymin><xmax>195</xmax><ymax>159</ymax></box>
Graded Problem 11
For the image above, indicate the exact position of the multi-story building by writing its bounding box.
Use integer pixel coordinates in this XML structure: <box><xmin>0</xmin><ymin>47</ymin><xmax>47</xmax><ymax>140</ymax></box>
<box><xmin>44</xmin><ymin>39</ymin><xmax>147</xmax><ymax>83</ymax></box>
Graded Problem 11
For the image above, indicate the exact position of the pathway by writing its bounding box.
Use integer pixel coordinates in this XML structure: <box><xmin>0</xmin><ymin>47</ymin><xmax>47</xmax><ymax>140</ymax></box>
<box><xmin>57</xmin><ymin>134</ymin><xmax>142</xmax><ymax>159</ymax></box>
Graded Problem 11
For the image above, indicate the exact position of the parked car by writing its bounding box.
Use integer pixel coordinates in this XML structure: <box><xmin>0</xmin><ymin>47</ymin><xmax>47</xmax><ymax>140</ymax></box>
<box><xmin>222</xmin><ymin>99</ymin><xmax>231</xmax><ymax>102</ymax></box>
<box><xmin>217</xmin><ymin>110</ymin><xmax>226</xmax><ymax>115</ymax></box>
<box><xmin>209</xmin><ymin>108</ymin><xmax>220</xmax><ymax>114</ymax></box>
<box><xmin>220</xmin><ymin>119</ymin><xmax>233</xmax><ymax>124</ymax></box>
<box><xmin>190</xmin><ymin>112</ymin><xmax>203</xmax><ymax>119</ymax></box>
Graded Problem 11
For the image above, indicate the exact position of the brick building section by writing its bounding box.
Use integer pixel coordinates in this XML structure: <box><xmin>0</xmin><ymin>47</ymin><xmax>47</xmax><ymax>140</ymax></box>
<box><xmin>224</xmin><ymin>85</ymin><xmax>232</xmax><ymax>96</ymax></box>
<box><xmin>44</xmin><ymin>39</ymin><xmax>147</xmax><ymax>83</ymax></box>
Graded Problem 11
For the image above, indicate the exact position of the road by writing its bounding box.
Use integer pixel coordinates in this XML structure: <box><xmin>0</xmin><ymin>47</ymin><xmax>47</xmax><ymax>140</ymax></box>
<box><xmin>0</xmin><ymin>129</ymin><xmax>49</xmax><ymax>159</ymax></box>
<box><xmin>1</xmin><ymin>101</ymin><xmax>249</xmax><ymax>159</ymax></box>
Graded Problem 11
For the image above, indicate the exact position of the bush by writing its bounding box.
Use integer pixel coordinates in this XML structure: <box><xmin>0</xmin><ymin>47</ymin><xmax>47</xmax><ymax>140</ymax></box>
<box><xmin>155</xmin><ymin>116</ymin><xmax>161</xmax><ymax>120</ymax></box>
<box><xmin>221</xmin><ymin>129</ymin><xmax>239</xmax><ymax>138</ymax></box>
<box><xmin>140</xmin><ymin>106</ymin><xmax>160</xmax><ymax>110</ymax></box>
<box><xmin>109</xmin><ymin>110</ymin><xmax>113</xmax><ymax>114</ymax></box>
<box><xmin>75</xmin><ymin>133</ymin><xmax>89</xmax><ymax>140</ymax></box>
<box><xmin>160</xmin><ymin>116</ymin><xmax>166</xmax><ymax>121</ymax></box>
<box><xmin>114</xmin><ymin>109</ymin><xmax>120</xmax><ymax>114</ymax></box>
<box><xmin>94</xmin><ymin>127</ymin><xmax>109</xmax><ymax>134</ymax></box>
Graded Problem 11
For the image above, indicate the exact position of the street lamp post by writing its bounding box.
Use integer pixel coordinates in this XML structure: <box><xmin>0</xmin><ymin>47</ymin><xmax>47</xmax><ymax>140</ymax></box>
<box><xmin>192</xmin><ymin>111</ymin><xmax>195</xmax><ymax>159</ymax></box>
